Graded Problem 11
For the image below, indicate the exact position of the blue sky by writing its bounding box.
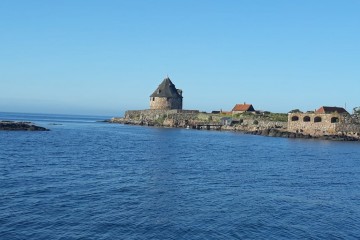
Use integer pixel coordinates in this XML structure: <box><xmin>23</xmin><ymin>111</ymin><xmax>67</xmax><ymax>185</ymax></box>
<box><xmin>0</xmin><ymin>0</ymin><xmax>359</xmax><ymax>116</ymax></box>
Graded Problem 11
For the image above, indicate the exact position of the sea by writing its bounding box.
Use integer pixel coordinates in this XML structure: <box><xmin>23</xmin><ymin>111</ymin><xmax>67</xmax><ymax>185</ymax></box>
<box><xmin>1</xmin><ymin>112</ymin><xmax>359</xmax><ymax>240</ymax></box>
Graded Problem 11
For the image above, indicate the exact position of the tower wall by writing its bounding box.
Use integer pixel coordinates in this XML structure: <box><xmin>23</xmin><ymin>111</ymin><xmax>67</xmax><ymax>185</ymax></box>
<box><xmin>150</xmin><ymin>97</ymin><xmax>182</xmax><ymax>110</ymax></box>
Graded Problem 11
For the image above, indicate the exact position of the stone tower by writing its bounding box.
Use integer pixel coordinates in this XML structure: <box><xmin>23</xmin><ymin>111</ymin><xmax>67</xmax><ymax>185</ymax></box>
<box><xmin>150</xmin><ymin>77</ymin><xmax>183</xmax><ymax>110</ymax></box>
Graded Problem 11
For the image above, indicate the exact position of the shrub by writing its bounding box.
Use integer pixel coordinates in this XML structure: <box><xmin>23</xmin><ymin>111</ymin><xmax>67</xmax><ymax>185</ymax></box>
<box><xmin>289</xmin><ymin>109</ymin><xmax>303</xmax><ymax>113</ymax></box>
<box><xmin>268</xmin><ymin>113</ymin><xmax>288</xmax><ymax>122</ymax></box>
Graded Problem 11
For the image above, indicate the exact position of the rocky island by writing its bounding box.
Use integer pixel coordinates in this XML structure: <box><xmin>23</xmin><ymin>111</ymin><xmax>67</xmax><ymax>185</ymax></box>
<box><xmin>0</xmin><ymin>121</ymin><xmax>49</xmax><ymax>131</ymax></box>
<box><xmin>110</xmin><ymin>77</ymin><xmax>360</xmax><ymax>142</ymax></box>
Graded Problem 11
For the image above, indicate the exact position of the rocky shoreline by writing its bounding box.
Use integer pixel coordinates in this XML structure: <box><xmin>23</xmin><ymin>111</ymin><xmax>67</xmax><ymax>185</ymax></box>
<box><xmin>245</xmin><ymin>128</ymin><xmax>360</xmax><ymax>141</ymax></box>
<box><xmin>109</xmin><ymin>117</ymin><xmax>360</xmax><ymax>142</ymax></box>
<box><xmin>0</xmin><ymin>121</ymin><xmax>49</xmax><ymax>131</ymax></box>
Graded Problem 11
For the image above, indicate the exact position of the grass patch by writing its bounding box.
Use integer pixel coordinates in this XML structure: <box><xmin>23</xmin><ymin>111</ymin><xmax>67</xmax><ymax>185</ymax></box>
<box><xmin>267</xmin><ymin>113</ymin><xmax>288</xmax><ymax>122</ymax></box>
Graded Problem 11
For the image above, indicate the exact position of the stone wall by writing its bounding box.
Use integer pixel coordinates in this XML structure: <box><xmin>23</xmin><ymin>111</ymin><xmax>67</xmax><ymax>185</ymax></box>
<box><xmin>125</xmin><ymin>109</ymin><xmax>198</xmax><ymax>119</ymax></box>
<box><xmin>336</xmin><ymin>115</ymin><xmax>360</xmax><ymax>137</ymax></box>
<box><xmin>149</xmin><ymin>97</ymin><xmax>182</xmax><ymax>110</ymax></box>
<box><xmin>123</xmin><ymin>109</ymin><xmax>199</xmax><ymax>127</ymax></box>
<box><xmin>231</xmin><ymin>119</ymin><xmax>287</xmax><ymax>132</ymax></box>
<box><xmin>288</xmin><ymin>113</ymin><xmax>340</xmax><ymax>135</ymax></box>
<box><xmin>288</xmin><ymin>113</ymin><xmax>360</xmax><ymax>138</ymax></box>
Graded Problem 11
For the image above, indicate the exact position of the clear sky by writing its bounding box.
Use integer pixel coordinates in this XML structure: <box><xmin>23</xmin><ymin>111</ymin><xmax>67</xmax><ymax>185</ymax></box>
<box><xmin>0</xmin><ymin>0</ymin><xmax>359</xmax><ymax>116</ymax></box>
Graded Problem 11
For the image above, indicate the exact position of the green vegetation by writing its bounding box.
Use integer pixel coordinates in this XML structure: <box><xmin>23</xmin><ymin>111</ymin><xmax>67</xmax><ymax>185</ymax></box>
<box><xmin>220</xmin><ymin>112</ymin><xmax>232</xmax><ymax>117</ymax></box>
<box><xmin>289</xmin><ymin>109</ymin><xmax>303</xmax><ymax>113</ymax></box>
<box><xmin>210</xmin><ymin>111</ymin><xmax>288</xmax><ymax>123</ymax></box>
<box><xmin>236</xmin><ymin>112</ymin><xmax>287</xmax><ymax>122</ymax></box>
<box><xmin>197</xmin><ymin>113</ymin><xmax>213</xmax><ymax>122</ymax></box>
<box><xmin>267</xmin><ymin>113</ymin><xmax>288</xmax><ymax>122</ymax></box>
<box><xmin>353</xmin><ymin>107</ymin><xmax>360</xmax><ymax>115</ymax></box>
<box><xmin>154</xmin><ymin>115</ymin><xmax>166</xmax><ymax>125</ymax></box>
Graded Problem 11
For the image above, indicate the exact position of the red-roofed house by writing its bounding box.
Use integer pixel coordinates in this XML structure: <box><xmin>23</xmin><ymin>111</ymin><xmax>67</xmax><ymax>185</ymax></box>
<box><xmin>316</xmin><ymin>106</ymin><xmax>349</xmax><ymax>114</ymax></box>
<box><xmin>232</xmin><ymin>103</ymin><xmax>255</xmax><ymax>114</ymax></box>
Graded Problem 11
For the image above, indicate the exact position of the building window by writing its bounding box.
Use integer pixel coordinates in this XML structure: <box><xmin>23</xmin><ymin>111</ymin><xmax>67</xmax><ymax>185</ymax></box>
<box><xmin>303</xmin><ymin>116</ymin><xmax>311</xmax><ymax>122</ymax></box>
<box><xmin>331</xmin><ymin>117</ymin><xmax>339</xmax><ymax>123</ymax></box>
<box><xmin>291</xmin><ymin>116</ymin><xmax>299</xmax><ymax>121</ymax></box>
<box><xmin>152</xmin><ymin>97</ymin><xmax>155</xmax><ymax>101</ymax></box>
<box><xmin>314</xmin><ymin>116</ymin><xmax>322</xmax><ymax>123</ymax></box>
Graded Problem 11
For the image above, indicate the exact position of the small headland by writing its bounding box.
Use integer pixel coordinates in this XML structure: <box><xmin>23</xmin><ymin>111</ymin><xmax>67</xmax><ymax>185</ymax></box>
<box><xmin>0</xmin><ymin>121</ymin><xmax>49</xmax><ymax>131</ymax></box>
<box><xmin>109</xmin><ymin>110</ymin><xmax>360</xmax><ymax>142</ymax></box>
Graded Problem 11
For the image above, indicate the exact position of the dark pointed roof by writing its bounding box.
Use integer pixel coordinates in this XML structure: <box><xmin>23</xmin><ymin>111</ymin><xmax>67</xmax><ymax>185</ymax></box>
<box><xmin>150</xmin><ymin>77</ymin><xmax>183</xmax><ymax>98</ymax></box>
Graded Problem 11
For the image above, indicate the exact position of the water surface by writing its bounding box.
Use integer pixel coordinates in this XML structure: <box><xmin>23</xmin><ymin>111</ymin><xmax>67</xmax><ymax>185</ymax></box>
<box><xmin>1</xmin><ymin>113</ymin><xmax>359</xmax><ymax>239</ymax></box>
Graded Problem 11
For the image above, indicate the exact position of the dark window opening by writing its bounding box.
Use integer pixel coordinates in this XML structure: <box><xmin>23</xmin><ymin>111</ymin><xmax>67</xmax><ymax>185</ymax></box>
<box><xmin>291</xmin><ymin>116</ymin><xmax>299</xmax><ymax>121</ymax></box>
<box><xmin>303</xmin><ymin>116</ymin><xmax>311</xmax><ymax>122</ymax></box>
<box><xmin>331</xmin><ymin>117</ymin><xmax>339</xmax><ymax>123</ymax></box>
<box><xmin>314</xmin><ymin>116</ymin><xmax>322</xmax><ymax>123</ymax></box>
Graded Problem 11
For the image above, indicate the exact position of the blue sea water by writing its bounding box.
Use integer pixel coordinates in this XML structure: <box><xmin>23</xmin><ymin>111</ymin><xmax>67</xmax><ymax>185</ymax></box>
<box><xmin>1</xmin><ymin>112</ymin><xmax>360</xmax><ymax>240</ymax></box>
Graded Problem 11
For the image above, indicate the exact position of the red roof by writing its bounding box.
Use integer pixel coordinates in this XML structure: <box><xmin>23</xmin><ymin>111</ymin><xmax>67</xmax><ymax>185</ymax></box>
<box><xmin>316</xmin><ymin>106</ymin><xmax>348</xmax><ymax>114</ymax></box>
<box><xmin>232</xmin><ymin>104</ymin><xmax>255</xmax><ymax>112</ymax></box>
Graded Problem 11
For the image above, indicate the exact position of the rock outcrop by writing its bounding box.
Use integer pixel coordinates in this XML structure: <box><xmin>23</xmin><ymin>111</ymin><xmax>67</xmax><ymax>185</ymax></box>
<box><xmin>245</xmin><ymin>128</ymin><xmax>359</xmax><ymax>141</ymax></box>
<box><xmin>0</xmin><ymin>121</ymin><xmax>49</xmax><ymax>131</ymax></box>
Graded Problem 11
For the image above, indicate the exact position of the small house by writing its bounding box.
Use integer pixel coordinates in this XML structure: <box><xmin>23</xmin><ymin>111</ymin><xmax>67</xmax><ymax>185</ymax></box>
<box><xmin>221</xmin><ymin>117</ymin><xmax>241</xmax><ymax>126</ymax></box>
<box><xmin>232</xmin><ymin>103</ymin><xmax>255</xmax><ymax>114</ymax></box>
<box><xmin>221</xmin><ymin>117</ymin><xmax>232</xmax><ymax>126</ymax></box>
